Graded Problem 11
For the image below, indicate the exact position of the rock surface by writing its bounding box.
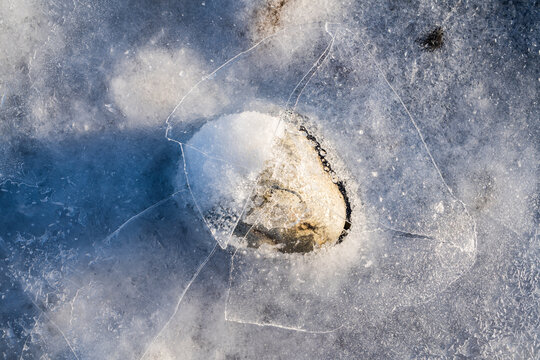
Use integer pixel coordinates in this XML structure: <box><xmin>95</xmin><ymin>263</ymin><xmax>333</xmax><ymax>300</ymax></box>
<box><xmin>236</xmin><ymin>124</ymin><xmax>347</xmax><ymax>253</ymax></box>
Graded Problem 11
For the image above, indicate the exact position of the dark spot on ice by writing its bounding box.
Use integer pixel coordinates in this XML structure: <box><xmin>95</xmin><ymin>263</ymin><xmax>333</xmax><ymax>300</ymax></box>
<box><xmin>470</xmin><ymin>171</ymin><xmax>496</xmax><ymax>211</ymax></box>
<box><xmin>17</xmin><ymin>61</ymin><xmax>29</xmax><ymax>76</ymax></box>
<box><xmin>418</xmin><ymin>26</ymin><xmax>444</xmax><ymax>52</ymax></box>
<box><xmin>254</xmin><ymin>0</ymin><xmax>291</xmax><ymax>38</ymax></box>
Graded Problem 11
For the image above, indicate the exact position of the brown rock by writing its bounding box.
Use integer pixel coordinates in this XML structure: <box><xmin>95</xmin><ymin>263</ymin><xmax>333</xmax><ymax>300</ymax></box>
<box><xmin>235</xmin><ymin>124</ymin><xmax>348</xmax><ymax>253</ymax></box>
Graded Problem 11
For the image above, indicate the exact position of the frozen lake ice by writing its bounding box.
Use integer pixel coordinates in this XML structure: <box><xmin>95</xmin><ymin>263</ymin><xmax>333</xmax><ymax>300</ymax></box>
<box><xmin>0</xmin><ymin>0</ymin><xmax>538</xmax><ymax>359</ymax></box>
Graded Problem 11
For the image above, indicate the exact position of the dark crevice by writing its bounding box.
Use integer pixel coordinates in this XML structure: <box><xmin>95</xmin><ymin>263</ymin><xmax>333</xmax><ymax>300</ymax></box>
<box><xmin>298</xmin><ymin>124</ymin><xmax>352</xmax><ymax>243</ymax></box>
<box><xmin>418</xmin><ymin>26</ymin><xmax>444</xmax><ymax>52</ymax></box>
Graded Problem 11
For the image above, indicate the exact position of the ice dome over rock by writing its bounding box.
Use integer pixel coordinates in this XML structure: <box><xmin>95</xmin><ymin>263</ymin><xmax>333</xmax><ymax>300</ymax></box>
<box><xmin>180</xmin><ymin>111</ymin><xmax>285</xmax><ymax>248</ymax></box>
<box><xmin>181</xmin><ymin>110</ymin><xmax>349</xmax><ymax>253</ymax></box>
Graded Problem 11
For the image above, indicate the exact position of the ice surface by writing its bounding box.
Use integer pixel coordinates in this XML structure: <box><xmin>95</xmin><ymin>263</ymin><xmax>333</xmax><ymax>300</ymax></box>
<box><xmin>212</xmin><ymin>25</ymin><xmax>477</xmax><ymax>331</ymax></box>
<box><xmin>4</xmin><ymin>188</ymin><xmax>217</xmax><ymax>359</ymax></box>
<box><xmin>0</xmin><ymin>0</ymin><xmax>538</xmax><ymax>359</ymax></box>
<box><xmin>110</xmin><ymin>47</ymin><xmax>226</xmax><ymax>129</ymax></box>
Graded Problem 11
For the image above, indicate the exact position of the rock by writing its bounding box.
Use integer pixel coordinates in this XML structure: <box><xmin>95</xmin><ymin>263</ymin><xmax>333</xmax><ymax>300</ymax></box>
<box><xmin>235</xmin><ymin>122</ymin><xmax>348</xmax><ymax>253</ymax></box>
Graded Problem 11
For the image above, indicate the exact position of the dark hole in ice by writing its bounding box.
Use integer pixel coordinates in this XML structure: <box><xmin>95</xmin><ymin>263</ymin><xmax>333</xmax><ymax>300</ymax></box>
<box><xmin>418</xmin><ymin>26</ymin><xmax>444</xmax><ymax>52</ymax></box>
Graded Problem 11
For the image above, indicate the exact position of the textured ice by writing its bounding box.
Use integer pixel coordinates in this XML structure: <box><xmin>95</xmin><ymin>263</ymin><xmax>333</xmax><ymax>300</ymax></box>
<box><xmin>1</xmin><ymin>0</ymin><xmax>538</xmax><ymax>359</ymax></box>
<box><xmin>173</xmin><ymin>25</ymin><xmax>476</xmax><ymax>331</ymax></box>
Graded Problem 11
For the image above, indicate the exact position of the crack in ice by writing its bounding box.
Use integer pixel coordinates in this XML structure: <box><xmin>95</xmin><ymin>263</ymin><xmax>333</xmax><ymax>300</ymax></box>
<box><xmin>342</xmin><ymin>26</ymin><xmax>477</xmax><ymax>257</ymax></box>
<box><xmin>139</xmin><ymin>243</ymin><xmax>218</xmax><ymax>360</ymax></box>
<box><xmin>103</xmin><ymin>189</ymin><xmax>186</xmax><ymax>244</ymax></box>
